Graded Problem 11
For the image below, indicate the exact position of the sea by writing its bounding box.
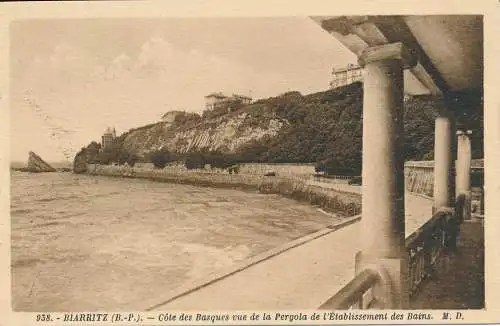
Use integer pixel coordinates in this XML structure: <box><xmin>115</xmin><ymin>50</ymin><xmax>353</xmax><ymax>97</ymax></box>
<box><xmin>10</xmin><ymin>169</ymin><xmax>339</xmax><ymax>311</ymax></box>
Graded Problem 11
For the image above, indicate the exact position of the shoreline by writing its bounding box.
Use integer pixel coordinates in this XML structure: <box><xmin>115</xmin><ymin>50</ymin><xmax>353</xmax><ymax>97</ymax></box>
<box><xmin>84</xmin><ymin>164</ymin><xmax>361</xmax><ymax>218</ymax></box>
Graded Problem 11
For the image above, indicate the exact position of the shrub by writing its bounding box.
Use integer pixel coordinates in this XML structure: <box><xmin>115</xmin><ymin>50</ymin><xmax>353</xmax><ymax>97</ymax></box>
<box><xmin>185</xmin><ymin>152</ymin><xmax>205</xmax><ymax>170</ymax></box>
<box><xmin>149</xmin><ymin>148</ymin><xmax>173</xmax><ymax>169</ymax></box>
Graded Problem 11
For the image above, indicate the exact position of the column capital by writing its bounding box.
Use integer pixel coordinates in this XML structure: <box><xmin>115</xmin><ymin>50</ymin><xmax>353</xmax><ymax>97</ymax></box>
<box><xmin>358</xmin><ymin>42</ymin><xmax>418</xmax><ymax>69</ymax></box>
<box><xmin>457</xmin><ymin>130</ymin><xmax>473</xmax><ymax>136</ymax></box>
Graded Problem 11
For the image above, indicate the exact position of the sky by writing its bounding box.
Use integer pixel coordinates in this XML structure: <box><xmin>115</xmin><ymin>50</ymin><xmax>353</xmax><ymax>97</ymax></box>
<box><xmin>10</xmin><ymin>17</ymin><xmax>357</xmax><ymax>163</ymax></box>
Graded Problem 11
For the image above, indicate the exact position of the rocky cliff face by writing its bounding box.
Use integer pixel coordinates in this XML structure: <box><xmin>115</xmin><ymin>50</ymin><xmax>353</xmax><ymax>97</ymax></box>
<box><xmin>73</xmin><ymin>150</ymin><xmax>88</xmax><ymax>174</ymax></box>
<box><xmin>122</xmin><ymin>111</ymin><xmax>287</xmax><ymax>156</ymax></box>
<box><xmin>26</xmin><ymin>151</ymin><xmax>56</xmax><ymax>172</ymax></box>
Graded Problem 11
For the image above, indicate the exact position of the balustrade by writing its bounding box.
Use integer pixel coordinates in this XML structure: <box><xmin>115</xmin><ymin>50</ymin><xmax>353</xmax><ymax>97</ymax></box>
<box><xmin>319</xmin><ymin>268</ymin><xmax>387</xmax><ymax>309</ymax></box>
<box><xmin>406</xmin><ymin>210</ymin><xmax>449</xmax><ymax>295</ymax></box>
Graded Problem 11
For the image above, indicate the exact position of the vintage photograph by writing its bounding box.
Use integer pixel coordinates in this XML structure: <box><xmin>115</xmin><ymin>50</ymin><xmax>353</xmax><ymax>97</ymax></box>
<box><xmin>9</xmin><ymin>14</ymin><xmax>484</xmax><ymax>312</ymax></box>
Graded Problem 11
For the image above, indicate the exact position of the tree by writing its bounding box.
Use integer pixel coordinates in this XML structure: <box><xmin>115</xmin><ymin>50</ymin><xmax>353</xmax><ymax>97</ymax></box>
<box><xmin>84</xmin><ymin>141</ymin><xmax>101</xmax><ymax>163</ymax></box>
<box><xmin>116</xmin><ymin>150</ymin><xmax>139</xmax><ymax>167</ymax></box>
<box><xmin>202</xmin><ymin>150</ymin><xmax>238</xmax><ymax>169</ymax></box>
<box><xmin>149</xmin><ymin>148</ymin><xmax>173</xmax><ymax>169</ymax></box>
<box><xmin>127</xmin><ymin>153</ymin><xmax>139</xmax><ymax>167</ymax></box>
<box><xmin>185</xmin><ymin>152</ymin><xmax>205</xmax><ymax>170</ymax></box>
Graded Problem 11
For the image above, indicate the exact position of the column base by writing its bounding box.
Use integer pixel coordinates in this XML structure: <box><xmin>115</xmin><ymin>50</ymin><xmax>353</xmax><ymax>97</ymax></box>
<box><xmin>355</xmin><ymin>251</ymin><xmax>409</xmax><ymax>309</ymax></box>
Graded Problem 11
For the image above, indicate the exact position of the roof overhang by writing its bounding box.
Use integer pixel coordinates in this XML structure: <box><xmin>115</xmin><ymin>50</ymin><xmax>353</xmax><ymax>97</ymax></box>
<box><xmin>311</xmin><ymin>15</ymin><xmax>483</xmax><ymax>96</ymax></box>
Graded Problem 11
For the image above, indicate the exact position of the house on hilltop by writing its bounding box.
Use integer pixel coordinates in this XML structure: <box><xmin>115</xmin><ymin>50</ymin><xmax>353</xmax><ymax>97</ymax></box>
<box><xmin>205</xmin><ymin>92</ymin><xmax>252</xmax><ymax>111</ymax></box>
<box><xmin>161</xmin><ymin>110</ymin><xmax>184</xmax><ymax>123</ymax></box>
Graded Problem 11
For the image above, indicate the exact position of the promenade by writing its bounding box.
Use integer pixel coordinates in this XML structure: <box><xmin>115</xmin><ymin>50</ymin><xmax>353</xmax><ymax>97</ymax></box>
<box><xmin>146</xmin><ymin>189</ymin><xmax>432</xmax><ymax>310</ymax></box>
<box><xmin>306</xmin><ymin>181</ymin><xmax>431</xmax><ymax>235</ymax></box>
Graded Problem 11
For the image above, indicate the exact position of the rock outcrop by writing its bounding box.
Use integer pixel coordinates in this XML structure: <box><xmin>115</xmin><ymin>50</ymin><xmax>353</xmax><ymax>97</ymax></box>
<box><xmin>26</xmin><ymin>151</ymin><xmax>56</xmax><ymax>172</ymax></box>
<box><xmin>73</xmin><ymin>150</ymin><xmax>88</xmax><ymax>174</ymax></box>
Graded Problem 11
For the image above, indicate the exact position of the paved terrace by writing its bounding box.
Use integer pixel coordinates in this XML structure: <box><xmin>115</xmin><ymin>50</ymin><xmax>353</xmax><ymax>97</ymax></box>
<box><xmin>145</xmin><ymin>190</ymin><xmax>433</xmax><ymax>310</ymax></box>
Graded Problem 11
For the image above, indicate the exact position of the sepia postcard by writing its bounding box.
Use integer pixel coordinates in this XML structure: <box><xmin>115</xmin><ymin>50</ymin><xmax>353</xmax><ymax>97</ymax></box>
<box><xmin>1</xmin><ymin>0</ymin><xmax>499</xmax><ymax>325</ymax></box>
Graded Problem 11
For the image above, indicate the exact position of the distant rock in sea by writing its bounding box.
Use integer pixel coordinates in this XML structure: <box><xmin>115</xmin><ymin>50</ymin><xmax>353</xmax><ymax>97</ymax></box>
<box><xmin>25</xmin><ymin>151</ymin><xmax>57</xmax><ymax>173</ymax></box>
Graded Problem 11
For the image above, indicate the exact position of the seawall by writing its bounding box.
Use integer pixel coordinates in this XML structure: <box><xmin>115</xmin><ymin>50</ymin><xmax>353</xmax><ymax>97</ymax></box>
<box><xmin>86</xmin><ymin>164</ymin><xmax>361</xmax><ymax>217</ymax></box>
<box><xmin>132</xmin><ymin>162</ymin><xmax>317</xmax><ymax>177</ymax></box>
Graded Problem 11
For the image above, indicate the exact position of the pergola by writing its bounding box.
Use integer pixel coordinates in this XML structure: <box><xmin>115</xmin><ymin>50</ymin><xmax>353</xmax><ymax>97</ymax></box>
<box><xmin>311</xmin><ymin>15</ymin><xmax>483</xmax><ymax>308</ymax></box>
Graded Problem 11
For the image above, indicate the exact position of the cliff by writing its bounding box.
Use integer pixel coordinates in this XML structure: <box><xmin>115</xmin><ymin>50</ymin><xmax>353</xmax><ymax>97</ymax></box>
<box><xmin>121</xmin><ymin>108</ymin><xmax>286</xmax><ymax>156</ymax></box>
<box><xmin>81</xmin><ymin>82</ymin><xmax>483</xmax><ymax>174</ymax></box>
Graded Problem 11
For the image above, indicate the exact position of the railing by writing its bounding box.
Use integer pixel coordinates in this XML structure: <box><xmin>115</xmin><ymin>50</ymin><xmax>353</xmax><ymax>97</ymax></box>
<box><xmin>406</xmin><ymin>195</ymin><xmax>464</xmax><ymax>296</ymax></box>
<box><xmin>405</xmin><ymin>210</ymin><xmax>449</xmax><ymax>295</ymax></box>
<box><xmin>471</xmin><ymin>186</ymin><xmax>484</xmax><ymax>217</ymax></box>
<box><xmin>318</xmin><ymin>268</ymin><xmax>385</xmax><ymax>309</ymax></box>
<box><xmin>312</xmin><ymin>174</ymin><xmax>358</xmax><ymax>181</ymax></box>
<box><xmin>321</xmin><ymin>196</ymin><xmax>463</xmax><ymax>309</ymax></box>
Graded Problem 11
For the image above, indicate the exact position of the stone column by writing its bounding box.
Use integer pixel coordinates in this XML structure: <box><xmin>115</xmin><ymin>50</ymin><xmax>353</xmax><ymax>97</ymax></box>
<box><xmin>433</xmin><ymin>108</ymin><xmax>456</xmax><ymax>212</ymax></box>
<box><xmin>456</xmin><ymin>130</ymin><xmax>472</xmax><ymax>220</ymax></box>
<box><xmin>357</xmin><ymin>42</ymin><xmax>417</xmax><ymax>309</ymax></box>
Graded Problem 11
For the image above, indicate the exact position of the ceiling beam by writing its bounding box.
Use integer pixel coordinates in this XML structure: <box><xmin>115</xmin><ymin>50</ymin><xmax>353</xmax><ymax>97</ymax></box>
<box><xmin>313</xmin><ymin>16</ymin><xmax>448</xmax><ymax>95</ymax></box>
<box><xmin>370</xmin><ymin>16</ymin><xmax>449</xmax><ymax>94</ymax></box>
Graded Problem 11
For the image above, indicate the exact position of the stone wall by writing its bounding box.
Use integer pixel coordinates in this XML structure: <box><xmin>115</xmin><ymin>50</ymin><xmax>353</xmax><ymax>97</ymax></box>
<box><xmin>133</xmin><ymin>162</ymin><xmax>316</xmax><ymax>177</ymax></box>
<box><xmin>231</xmin><ymin>163</ymin><xmax>316</xmax><ymax>177</ymax></box>
<box><xmin>405</xmin><ymin>163</ymin><xmax>434</xmax><ymax>197</ymax></box>
<box><xmin>404</xmin><ymin>160</ymin><xmax>484</xmax><ymax>197</ymax></box>
<box><xmin>85</xmin><ymin>164</ymin><xmax>361</xmax><ymax>217</ymax></box>
<box><xmin>87</xmin><ymin>164</ymin><xmax>265</xmax><ymax>189</ymax></box>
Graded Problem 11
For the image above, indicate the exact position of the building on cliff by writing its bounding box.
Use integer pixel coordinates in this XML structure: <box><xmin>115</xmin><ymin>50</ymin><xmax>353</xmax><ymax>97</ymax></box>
<box><xmin>161</xmin><ymin>111</ymin><xmax>184</xmax><ymax>123</ymax></box>
<box><xmin>101</xmin><ymin>127</ymin><xmax>116</xmax><ymax>150</ymax></box>
<box><xmin>329</xmin><ymin>63</ymin><xmax>364</xmax><ymax>89</ymax></box>
<box><xmin>205</xmin><ymin>92</ymin><xmax>252</xmax><ymax>111</ymax></box>
<box><xmin>329</xmin><ymin>64</ymin><xmax>413</xmax><ymax>100</ymax></box>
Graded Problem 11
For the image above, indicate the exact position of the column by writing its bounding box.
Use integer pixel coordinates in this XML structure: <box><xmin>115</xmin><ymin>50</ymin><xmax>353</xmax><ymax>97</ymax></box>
<box><xmin>456</xmin><ymin>130</ymin><xmax>472</xmax><ymax>220</ymax></box>
<box><xmin>433</xmin><ymin>108</ymin><xmax>456</xmax><ymax>212</ymax></box>
<box><xmin>357</xmin><ymin>42</ymin><xmax>417</xmax><ymax>308</ymax></box>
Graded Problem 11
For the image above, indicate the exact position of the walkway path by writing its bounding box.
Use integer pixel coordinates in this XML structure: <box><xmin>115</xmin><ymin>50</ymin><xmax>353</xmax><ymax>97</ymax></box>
<box><xmin>308</xmin><ymin>181</ymin><xmax>432</xmax><ymax>235</ymax></box>
<box><xmin>147</xmin><ymin>192</ymin><xmax>433</xmax><ymax>310</ymax></box>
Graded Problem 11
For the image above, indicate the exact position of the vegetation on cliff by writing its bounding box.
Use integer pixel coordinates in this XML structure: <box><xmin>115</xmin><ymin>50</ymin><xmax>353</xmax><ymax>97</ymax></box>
<box><xmin>75</xmin><ymin>82</ymin><xmax>483</xmax><ymax>175</ymax></box>
<box><xmin>73</xmin><ymin>138</ymin><xmax>139</xmax><ymax>172</ymax></box>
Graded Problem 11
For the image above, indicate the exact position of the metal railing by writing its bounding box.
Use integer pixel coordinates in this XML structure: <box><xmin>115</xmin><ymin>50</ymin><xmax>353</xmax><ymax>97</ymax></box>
<box><xmin>405</xmin><ymin>210</ymin><xmax>449</xmax><ymax>294</ymax></box>
<box><xmin>319</xmin><ymin>268</ymin><xmax>385</xmax><ymax>309</ymax></box>
<box><xmin>320</xmin><ymin>197</ymin><xmax>463</xmax><ymax>309</ymax></box>
<box><xmin>406</xmin><ymin>195</ymin><xmax>464</xmax><ymax>296</ymax></box>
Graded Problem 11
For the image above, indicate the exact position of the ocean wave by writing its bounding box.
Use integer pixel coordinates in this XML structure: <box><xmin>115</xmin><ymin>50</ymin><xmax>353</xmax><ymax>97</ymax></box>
<box><xmin>33</xmin><ymin>221</ymin><xmax>61</xmax><ymax>228</ymax></box>
<box><xmin>11</xmin><ymin>257</ymin><xmax>43</xmax><ymax>268</ymax></box>
<box><xmin>11</xmin><ymin>208</ymin><xmax>34</xmax><ymax>215</ymax></box>
<box><xmin>35</xmin><ymin>194</ymin><xmax>82</xmax><ymax>203</ymax></box>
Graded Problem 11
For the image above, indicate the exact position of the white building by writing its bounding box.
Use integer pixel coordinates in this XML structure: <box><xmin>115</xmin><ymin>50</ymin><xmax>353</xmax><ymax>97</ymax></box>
<box><xmin>204</xmin><ymin>92</ymin><xmax>252</xmax><ymax>111</ymax></box>
<box><xmin>101</xmin><ymin>127</ymin><xmax>116</xmax><ymax>150</ymax></box>
<box><xmin>329</xmin><ymin>63</ymin><xmax>364</xmax><ymax>89</ymax></box>
<box><xmin>161</xmin><ymin>110</ymin><xmax>184</xmax><ymax>123</ymax></box>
